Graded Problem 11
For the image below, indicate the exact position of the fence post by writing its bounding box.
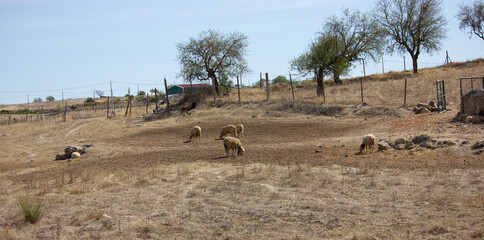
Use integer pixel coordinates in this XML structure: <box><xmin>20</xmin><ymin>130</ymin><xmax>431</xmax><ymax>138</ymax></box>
<box><xmin>146</xmin><ymin>93</ymin><xmax>149</xmax><ymax>113</ymax></box>
<box><xmin>260</xmin><ymin>72</ymin><xmax>263</xmax><ymax>88</ymax></box>
<box><xmin>459</xmin><ymin>77</ymin><xmax>463</xmax><ymax>99</ymax></box>
<box><xmin>164</xmin><ymin>78</ymin><xmax>170</xmax><ymax>108</ymax></box>
<box><xmin>265</xmin><ymin>73</ymin><xmax>270</xmax><ymax>101</ymax></box>
<box><xmin>63</xmin><ymin>103</ymin><xmax>67</xmax><ymax>122</ymax></box>
<box><xmin>404</xmin><ymin>78</ymin><xmax>407</xmax><ymax>106</ymax></box>
<box><xmin>8</xmin><ymin>114</ymin><xmax>11</xmax><ymax>125</ymax></box>
<box><xmin>107</xmin><ymin>97</ymin><xmax>110</xmax><ymax>118</ymax></box>
<box><xmin>41</xmin><ymin>106</ymin><xmax>43</xmax><ymax>121</ymax></box>
<box><xmin>289</xmin><ymin>73</ymin><xmax>295</xmax><ymax>101</ymax></box>
<box><xmin>360</xmin><ymin>77</ymin><xmax>364</xmax><ymax>104</ymax></box>
<box><xmin>237</xmin><ymin>75</ymin><xmax>241</xmax><ymax>102</ymax></box>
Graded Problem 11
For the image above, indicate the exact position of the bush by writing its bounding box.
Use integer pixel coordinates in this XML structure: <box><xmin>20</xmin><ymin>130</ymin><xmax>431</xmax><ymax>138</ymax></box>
<box><xmin>19</xmin><ymin>199</ymin><xmax>42</xmax><ymax>224</ymax></box>
<box><xmin>46</xmin><ymin>96</ymin><xmax>55</xmax><ymax>101</ymax></box>
<box><xmin>84</xmin><ymin>98</ymin><xmax>97</xmax><ymax>106</ymax></box>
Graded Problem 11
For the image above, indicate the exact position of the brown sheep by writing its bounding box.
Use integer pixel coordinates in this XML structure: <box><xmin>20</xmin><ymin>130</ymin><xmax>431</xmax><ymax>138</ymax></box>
<box><xmin>189</xmin><ymin>126</ymin><xmax>202</xmax><ymax>141</ymax></box>
<box><xmin>219</xmin><ymin>124</ymin><xmax>237</xmax><ymax>139</ymax></box>
<box><xmin>223</xmin><ymin>137</ymin><xmax>245</xmax><ymax>157</ymax></box>
<box><xmin>181</xmin><ymin>102</ymin><xmax>197</xmax><ymax>113</ymax></box>
<box><xmin>236</xmin><ymin>124</ymin><xmax>244</xmax><ymax>137</ymax></box>
<box><xmin>359</xmin><ymin>134</ymin><xmax>376</xmax><ymax>154</ymax></box>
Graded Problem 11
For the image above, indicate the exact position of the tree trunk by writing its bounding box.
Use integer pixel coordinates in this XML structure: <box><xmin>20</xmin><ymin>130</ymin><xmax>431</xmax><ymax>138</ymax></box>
<box><xmin>316</xmin><ymin>67</ymin><xmax>325</xmax><ymax>102</ymax></box>
<box><xmin>412</xmin><ymin>55</ymin><xmax>419</xmax><ymax>74</ymax></box>
<box><xmin>333</xmin><ymin>72</ymin><xmax>343</xmax><ymax>84</ymax></box>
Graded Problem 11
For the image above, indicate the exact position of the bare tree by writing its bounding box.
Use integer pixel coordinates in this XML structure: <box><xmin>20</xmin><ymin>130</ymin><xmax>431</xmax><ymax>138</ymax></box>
<box><xmin>374</xmin><ymin>0</ymin><xmax>447</xmax><ymax>74</ymax></box>
<box><xmin>457</xmin><ymin>0</ymin><xmax>484</xmax><ymax>40</ymax></box>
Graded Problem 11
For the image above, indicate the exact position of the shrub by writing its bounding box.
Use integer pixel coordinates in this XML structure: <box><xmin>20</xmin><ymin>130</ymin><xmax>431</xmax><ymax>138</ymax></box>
<box><xmin>19</xmin><ymin>199</ymin><xmax>42</xmax><ymax>224</ymax></box>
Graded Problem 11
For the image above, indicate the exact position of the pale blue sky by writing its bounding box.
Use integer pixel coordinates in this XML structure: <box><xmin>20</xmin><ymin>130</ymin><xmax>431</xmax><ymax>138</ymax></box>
<box><xmin>0</xmin><ymin>0</ymin><xmax>482</xmax><ymax>104</ymax></box>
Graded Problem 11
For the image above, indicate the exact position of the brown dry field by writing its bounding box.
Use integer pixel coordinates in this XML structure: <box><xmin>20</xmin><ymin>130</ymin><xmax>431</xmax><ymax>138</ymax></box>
<box><xmin>1</xmin><ymin>61</ymin><xmax>484</xmax><ymax>239</ymax></box>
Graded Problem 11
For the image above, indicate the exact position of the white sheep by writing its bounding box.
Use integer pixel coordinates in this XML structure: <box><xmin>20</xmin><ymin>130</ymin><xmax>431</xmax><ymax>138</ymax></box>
<box><xmin>359</xmin><ymin>134</ymin><xmax>376</xmax><ymax>154</ymax></box>
<box><xmin>219</xmin><ymin>124</ymin><xmax>237</xmax><ymax>139</ymax></box>
<box><xmin>223</xmin><ymin>136</ymin><xmax>245</xmax><ymax>157</ymax></box>
<box><xmin>189</xmin><ymin>126</ymin><xmax>201</xmax><ymax>141</ymax></box>
<box><xmin>236</xmin><ymin>124</ymin><xmax>244</xmax><ymax>137</ymax></box>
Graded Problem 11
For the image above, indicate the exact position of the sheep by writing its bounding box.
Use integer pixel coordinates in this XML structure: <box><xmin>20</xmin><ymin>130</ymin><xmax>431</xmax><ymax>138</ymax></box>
<box><xmin>359</xmin><ymin>134</ymin><xmax>376</xmax><ymax>154</ymax></box>
<box><xmin>181</xmin><ymin>102</ymin><xmax>197</xmax><ymax>113</ymax></box>
<box><xmin>223</xmin><ymin>137</ymin><xmax>245</xmax><ymax>157</ymax></box>
<box><xmin>236</xmin><ymin>124</ymin><xmax>244</xmax><ymax>137</ymax></box>
<box><xmin>219</xmin><ymin>124</ymin><xmax>237</xmax><ymax>139</ymax></box>
<box><xmin>189</xmin><ymin>126</ymin><xmax>201</xmax><ymax>141</ymax></box>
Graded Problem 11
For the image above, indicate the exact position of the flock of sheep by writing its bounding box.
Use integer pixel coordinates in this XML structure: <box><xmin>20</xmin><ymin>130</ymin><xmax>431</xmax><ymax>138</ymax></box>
<box><xmin>189</xmin><ymin>124</ymin><xmax>245</xmax><ymax>157</ymax></box>
<box><xmin>188</xmin><ymin>122</ymin><xmax>375</xmax><ymax>157</ymax></box>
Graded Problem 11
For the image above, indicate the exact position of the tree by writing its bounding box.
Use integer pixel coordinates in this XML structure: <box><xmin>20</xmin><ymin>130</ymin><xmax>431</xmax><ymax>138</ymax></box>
<box><xmin>272</xmin><ymin>76</ymin><xmax>289</xmax><ymax>84</ymax></box>
<box><xmin>457</xmin><ymin>0</ymin><xmax>484</xmax><ymax>40</ymax></box>
<box><xmin>177</xmin><ymin>30</ymin><xmax>249</xmax><ymax>98</ymax></box>
<box><xmin>46</xmin><ymin>96</ymin><xmax>55</xmax><ymax>101</ymax></box>
<box><xmin>292</xmin><ymin>35</ymin><xmax>340</xmax><ymax>97</ymax></box>
<box><xmin>374</xmin><ymin>0</ymin><xmax>447</xmax><ymax>74</ymax></box>
<box><xmin>95</xmin><ymin>90</ymin><xmax>104</xmax><ymax>98</ymax></box>
<box><xmin>137</xmin><ymin>90</ymin><xmax>146</xmax><ymax>96</ymax></box>
<box><xmin>322</xmin><ymin>9</ymin><xmax>385</xmax><ymax>84</ymax></box>
<box><xmin>33</xmin><ymin>97</ymin><xmax>42</xmax><ymax>103</ymax></box>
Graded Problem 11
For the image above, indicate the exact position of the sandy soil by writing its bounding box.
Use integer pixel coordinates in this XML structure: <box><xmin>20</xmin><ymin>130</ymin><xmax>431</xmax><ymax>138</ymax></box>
<box><xmin>0</xmin><ymin>102</ymin><xmax>483</xmax><ymax>239</ymax></box>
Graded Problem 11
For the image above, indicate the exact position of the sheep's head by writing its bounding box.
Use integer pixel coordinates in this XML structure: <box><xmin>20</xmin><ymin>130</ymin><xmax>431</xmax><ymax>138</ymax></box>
<box><xmin>192</xmin><ymin>102</ymin><xmax>197</xmax><ymax>108</ymax></box>
<box><xmin>359</xmin><ymin>143</ymin><xmax>365</xmax><ymax>152</ymax></box>
<box><xmin>238</xmin><ymin>147</ymin><xmax>245</xmax><ymax>156</ymax></box>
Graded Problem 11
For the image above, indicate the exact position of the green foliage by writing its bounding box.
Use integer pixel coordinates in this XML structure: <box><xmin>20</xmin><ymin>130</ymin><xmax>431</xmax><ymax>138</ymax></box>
<box><xmin>16</xmin><ymin>108</ymin><xmax>37</xmax><ymax>114</ymax></box>
<box><xmin>177</xmin><ymin>29</ymin><xmax>249</xmax><ymax>94</ymax></box>
<box><xmin>0</xmin><ymin>110</ymin><xmax>9</xmax><ymax>114</ymax></box>
<box><xmin>84</xmin><ymin>97</ymin><xmax>97</xmax><ymax>106</ymax></box>
<box><xmin>272</xmin><ymin>75</ymin><xmax>289</xmax><ymax>84</ymax></box>
<box><xmin>19</xmin><ymin>199</ymin><xmax>42</xmax><ymax>224</ymax></box>
<box><xmin>46</xmin><ymin>96</ymin><xmax>55</xmax><ymax>101</ymax></box>
<box><xmin>33</xmin><ymin>97</ymin><xmax>42</xmax><ymax>103</ymax></box>
<box><xmin>137</xmin><ymin>90</ymin><xmax>146</xmax><ymax>96</ymax></box>
<box><xmin>217</xmin><ymin>73</ymin><xmax>234</xmax><ymax>94</ymax></box>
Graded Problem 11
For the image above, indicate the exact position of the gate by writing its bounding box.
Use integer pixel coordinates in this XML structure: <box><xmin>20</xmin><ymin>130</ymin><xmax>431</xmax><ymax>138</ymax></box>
<box><xmin>459</xmin><ymin>76</ymin><xmax>484</xmax><ymax>99</ymax></box>
<box><xmin>436</xmin><ymin>80</ymin><xmax>446</xmax><ymax>113</ymax></box>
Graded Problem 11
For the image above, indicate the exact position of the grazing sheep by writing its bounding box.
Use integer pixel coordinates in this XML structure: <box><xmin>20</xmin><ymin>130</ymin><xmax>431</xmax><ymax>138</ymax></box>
<box><xmin>71</xmin><ymin>152</ymin><xmax>81</xmax><ymax>159</ymax></box>
<box><xmin>181</xmin><ymin>102</ymin><xmax>197</xmax><ymax>113</ymax></box>
<box><xmin>359</xmin><ymin>134</ymin><xmax>376</xmax><ymax>154</ymax></box>
<box><xmin>189</xmin><ymin>126</ymin><xmax>202</xmax><ymax>141</ymax></box>
<box><xmin>236</xmin><ymin>124</ymin><xmax>244</xmax><ymax>137</ymax></box>
<box><xmin>223</xmin><ymin>137</ymin><xmax>245</xmax><ymax>157</ymax></box>
<box><xmin>219</xmin><ymin>124</ymin><xmax>237</xmax><ymax>139</ymax></box>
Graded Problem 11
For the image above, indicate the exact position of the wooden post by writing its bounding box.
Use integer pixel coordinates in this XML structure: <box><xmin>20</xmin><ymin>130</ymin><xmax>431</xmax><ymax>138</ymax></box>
<box><xmin>155</xmin><ymin>88</ymin><xmax>159</xmax><ymax>110</ymax></box>
<box><xmin>41</xmin><ymin>106</ymin><xmax>43</xmax><ymax>121</ymax></box>
<box><xmin>63</xmin><ymin>102</ymin><xmax>67</xmax><ymax>122</ymax></box>
<box><xmin>25</xmin><ymin>107</ymin><xmax>29</xmax><ymax>122</ymax></box>
<box><xmin>360</xmin><ymin>77</ymin><xmax>364</xmax><ymax>104</ymax></box>
<box><xmin>129</xmin><ymin>96</ymin><xmax>132</xmax><ymax>116</ymax></box>
<box><xmin>260</xmin><ymin>72</ymin><xmax>263</xmax><ymax>88</ymax></box>
<box><xmin>146</xmin><ymin>93</ymin><xmax>149</xmax><ymax>113</ymax></box>
<box><xmin>125</xmin><ymin>97</ymin><xmax>130</xmax><ymax>117</ymax></box>
<box><xmin>164</xmin><ymin>78</ymin><xmax>170</xmax><ymax>108</ymax></box>
<box><xmin>8</xmin><ymin>114</ymin><xmax>11</xmax><ymax>125</ymax></box>
<box><xmin>107</xmin><ymin>97</ymin><xmax>110</xmax><ymax>118</ymax></box>
<box><xmin>404</xmin><ymin>78</ymin><xmax>407</xmax><ymax>106</ymax></box>
<box><xmin>289</xmin><ymin>73</ymin><xmax>295</xmax><ymax>101</ymax></box>
<box><xmin>265</xmin><ymin>73</ymin><xmax>270</xmax><ymax>101</ymax></box>
<box><xmin>237</xmin><ymin>75</ymin><xmax>241</xmax><ymax>102</ymax></box>
<box><xmin>403</xmin><ymin>56</ymin><xmax>406</xmax><ymax>71</ymax></box>
<box><xmin>362</xmin><ymin>59</ymin><xmax>366</xmax><ymax>77</ymax></box>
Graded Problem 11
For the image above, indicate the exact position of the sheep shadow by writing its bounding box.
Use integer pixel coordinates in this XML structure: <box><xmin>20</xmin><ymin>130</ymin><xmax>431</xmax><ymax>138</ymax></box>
<box><xmin>212</xmin><ymin>156</ymin><xmax>230</xmax><ymax>160</ymax></box>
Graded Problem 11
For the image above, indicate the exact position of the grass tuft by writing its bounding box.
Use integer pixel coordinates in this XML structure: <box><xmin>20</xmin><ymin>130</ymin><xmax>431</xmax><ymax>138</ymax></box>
<box><xmin>19</xmin><ymin>198</ymin><xmax>43</xmax><ymax>224</ymax></box>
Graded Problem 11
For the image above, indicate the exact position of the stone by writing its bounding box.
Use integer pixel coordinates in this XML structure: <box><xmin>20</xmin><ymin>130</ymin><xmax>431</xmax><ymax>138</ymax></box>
<box><xmin>378</xmin><ymin>141</ymin><xmax>392</xmax><ymax>151</ymax></box>
<box><xmin>412</xmin><ymin>135</ymin><xmax>432</xmax><ymax>144</ymax></box>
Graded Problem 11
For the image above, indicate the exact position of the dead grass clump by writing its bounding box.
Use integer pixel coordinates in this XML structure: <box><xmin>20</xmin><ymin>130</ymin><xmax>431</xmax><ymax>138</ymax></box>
<box><xmin>134</xmin><ymin>219</ymin><xmax>155</xmax><ymax>239</ymax></box>
<box><xmin>425</xmin><ymin>225</ymin><xmax>449</xmax><ymax>235</ymax></box>
<box><xmin>86</xmin><ymin>209</ymin><xmax>104</xmax><ymax>221</ymax></box>
<box><xmin>470</xmin><ymin>230</ymin><xmax>484</xmax><ymax>239</ymax></box>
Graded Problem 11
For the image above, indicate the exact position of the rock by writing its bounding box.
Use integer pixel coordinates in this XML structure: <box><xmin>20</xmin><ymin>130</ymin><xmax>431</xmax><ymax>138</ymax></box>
<box><xmin>456</xmin><ymin>89</ymin><xmax>484</xmax><ymax>121</ymax></box>
<box><xmin>71</xmin><ymin>152</ymin><xmax>81</xmax><ymax>159</ymax></box>
<box><xmin>420</xmin><ymin>141</ymin><xmax>437</xmax><ymax>149</ymax></box>
<box><xmin>412</xmin><ymin>135</ymin><xmax>432</xmax><ymax>144</ymax></box>
<box><xmin>471</xmin><ymin>141</ymin><xmax>484</xmax><ymax>150</ymax></box>
<box><xmin>428</xmin><ymin>101</ymin><xmax>436</xmax><ymax>107</ymax></box>
<box><xmin>395</xmin><ymin>144</ymin><xmax>406</xmax><ymax>150</ymax></box>
<box><xmin>55</xmin><ymin>153</ymin><xmax>69</xmax><ymax>160</ymax></box>
<box><xmin>378</xmin><ymin>141</ymin><xmax>393</xmax><ymax>151</ymax></box>
<box><xmin>474</xmin><ymin>150</ymin><xmax>483</xmax><ymax>155</ymax></box>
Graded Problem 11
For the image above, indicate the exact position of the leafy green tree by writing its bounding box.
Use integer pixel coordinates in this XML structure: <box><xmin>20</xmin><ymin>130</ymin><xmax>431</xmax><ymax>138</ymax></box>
<box><xmin>33</xmin><ymin>97</ymin><xmax>42</xmax><ymax>103</ymax></box>
<box><xmin>374</xmin><ymin>0</ymin><xmax>447</xmax><ymax>74</ymax></box>
<box><xmin>457</xmin><ymin>0</ymin><xmax>484</xmax><ymax>40</ymax></box>
<box><xmin>177</xmin><ymin>30</ymin><xmax>249</xmax><ymax>97</ymax></box>
<box><xmin>84</xmin><ymin>97</ymin><xmax>97</xmax><ymax>106</ymax></box>
<box><xmin>323</xmin><ymin>9</ymin><xmax>385</xmax><ymax>84</ymax></box>
<box><xmin>272</xmin><ymin>76</ymin><xmax>289</xmax><ymax>84</ymax></box>
<box><xmin>46</xmin><ymin>96</ymin><xmax>55</xmax><ymax>101</ymax></box>
<box><xmin>137</xmin><ymin>90</ymin><xmax>146</xmax><ymax>96</ymax></box>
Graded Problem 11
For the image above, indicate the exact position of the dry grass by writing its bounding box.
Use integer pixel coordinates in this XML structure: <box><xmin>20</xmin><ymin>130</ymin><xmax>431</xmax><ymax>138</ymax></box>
<box><xmin>0</xmin><ymin>60</ymin><xmax>483</xmax><ymax>239</ymax></box>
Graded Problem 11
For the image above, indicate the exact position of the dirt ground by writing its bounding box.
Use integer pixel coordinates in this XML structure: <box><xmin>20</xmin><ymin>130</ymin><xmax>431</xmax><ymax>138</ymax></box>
<box><xmin>0</xmin><ymin>102</ymin><xmax>483</xmax><ymax>239</ymax></box>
